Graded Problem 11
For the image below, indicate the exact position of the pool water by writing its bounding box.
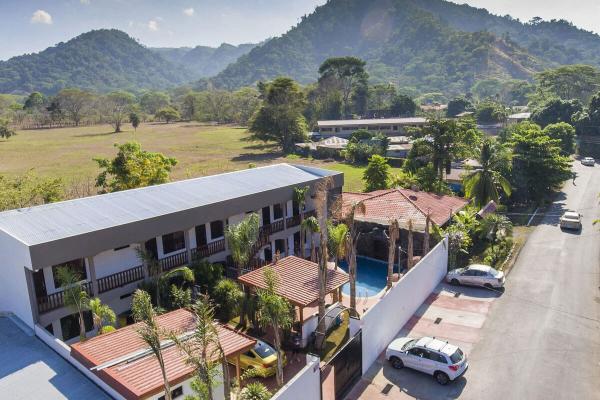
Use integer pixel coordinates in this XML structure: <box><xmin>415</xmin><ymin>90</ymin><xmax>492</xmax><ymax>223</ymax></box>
<box><xmin>338</xmin><ymin>257</ymin><xmax>399</xmax><ymax>297</ymax></box>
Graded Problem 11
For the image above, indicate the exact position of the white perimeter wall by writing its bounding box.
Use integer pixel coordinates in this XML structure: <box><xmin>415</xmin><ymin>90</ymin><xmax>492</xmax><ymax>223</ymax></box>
<box><xmin>361</xmin><ymin>237</ymin><xmax>448</xmax><ymax>374</ymax></box>
<box><xmin>271</xmin><ymin>354</ymin><xmax>321</xmax><ymax>400</ymax></box>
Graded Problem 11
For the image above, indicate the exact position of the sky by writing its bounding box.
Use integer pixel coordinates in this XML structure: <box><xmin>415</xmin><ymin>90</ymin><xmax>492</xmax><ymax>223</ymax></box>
<box><xmin>0</xmin><ymin>0</ymin><xmax>599</xmax><ymax>61</ymax></box>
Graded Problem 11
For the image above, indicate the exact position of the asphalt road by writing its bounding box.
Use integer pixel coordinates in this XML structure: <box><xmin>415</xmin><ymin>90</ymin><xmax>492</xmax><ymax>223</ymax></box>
<box><xmin>461</xmin><ymin>161</ymin><xmax>600</xmax><ymax>400</ymax></box>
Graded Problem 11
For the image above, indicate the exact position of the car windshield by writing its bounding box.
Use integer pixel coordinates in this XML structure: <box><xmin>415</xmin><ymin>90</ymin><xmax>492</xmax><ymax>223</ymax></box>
<box><xmin>401</xmin><ymin>339</ymin><xmax>417</xmax><ymax>351</ymax></box>
<box><xmin>450</xmin><ymin>348</ymin><xmax>463</xmax><ymax>364</ymax></box>
<box><xmin>254</xmin><ymin>341</ymin><xmax>276</xmax><ymax>358</ymax></box>
<box><xmin>489</xmin><ymin>267</ymin><xmax>499</xmax><ymax>275</ymax></box>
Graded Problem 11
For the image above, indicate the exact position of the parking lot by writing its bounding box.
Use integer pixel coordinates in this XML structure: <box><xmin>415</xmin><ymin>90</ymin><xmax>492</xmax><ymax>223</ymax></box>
<box><xmin>345</xmin><ymin>283</ymin><xmax>500</xmax><ymax>400</ymax></box>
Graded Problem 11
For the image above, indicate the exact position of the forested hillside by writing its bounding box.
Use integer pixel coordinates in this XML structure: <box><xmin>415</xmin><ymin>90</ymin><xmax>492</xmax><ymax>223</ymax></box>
<box><xmin>153</xmin><ymin>43</ymin><xmax>256</xmax><ymax>79</ymax></box>
<box><xmin>0</xmin><ymin>30</ymin><xmax>193</xmax><ymax>95</ymax></box>
<box><xmin>211</xmin><ymin>0</ymin><xmax>600</xmax><ymax>94</ymax></box>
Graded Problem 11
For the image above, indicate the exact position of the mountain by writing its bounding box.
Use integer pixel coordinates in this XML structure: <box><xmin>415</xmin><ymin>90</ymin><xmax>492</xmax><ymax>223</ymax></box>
<box><xmin>211</xmin><ymin>0</ymin><xmax>600</xmax><ymax>95</ymax></box>
<box><xmin>0</xmin><ymin>29</ymin><xmax>194</xmax><ymax>95</ymax></box>
<box><xmin>152</xmin><ymin>43</ymin><xmax>257</xmax><ymax>79</ymax></box>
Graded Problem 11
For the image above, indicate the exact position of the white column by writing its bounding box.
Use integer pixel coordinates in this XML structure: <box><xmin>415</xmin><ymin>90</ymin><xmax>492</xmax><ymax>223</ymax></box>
<box><xmin>184</xmin><ymin>229</ymin><xmax>193</xmax><ymax>264</ymax></box>
<box><xmin>87</xmin><ymin>256</ymin><xmax>98</xmax><ymax>297</ymax></box>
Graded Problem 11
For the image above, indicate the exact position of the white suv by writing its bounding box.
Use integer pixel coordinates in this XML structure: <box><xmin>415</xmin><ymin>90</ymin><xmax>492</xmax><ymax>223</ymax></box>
<box><xmin>386</xmin><ymin>336</ymin><xmax>468</xmax><ymax>385</ymax></box>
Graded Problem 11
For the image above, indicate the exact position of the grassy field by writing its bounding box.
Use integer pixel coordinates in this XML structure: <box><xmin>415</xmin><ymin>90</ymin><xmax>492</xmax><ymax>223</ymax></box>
<box><xmin>0</xmin><ymin>122</ymin><xmax>396</xmax><ymax>194</ymax></box>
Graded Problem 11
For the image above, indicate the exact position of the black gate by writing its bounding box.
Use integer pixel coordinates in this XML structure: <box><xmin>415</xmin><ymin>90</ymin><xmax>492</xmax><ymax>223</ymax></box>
<box><xmin>321</xmin><ymin>329</ymin><xmax>362</xmax><ymax>400</ymax></box>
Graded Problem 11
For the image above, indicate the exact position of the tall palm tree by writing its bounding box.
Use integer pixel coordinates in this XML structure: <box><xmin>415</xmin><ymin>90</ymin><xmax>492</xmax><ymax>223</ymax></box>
<box><xmin>407</xmin><ymin>219</ymin><xmax>414</xmax><ymax>270</ymax></box>
<box><xmin>344</xmin><ymin>201</ymin><xmax>365</xmax><ymax>313</ymax></box>
<box><xmin>131</xmin><ymin>290</ymin><xmax>172</xmax><ymax>400</ymax></box>
<box><xmin>293</xmin><ymin>186</ymin><xmax>310</xmax><ymax>258</ymax></box>
<box><xmin>328</xmin><ymin>222</ymin><xmax>348</xmax><ymax>269</ymax></box>
<box><xmin>423</xmin><ymin>212</ymin><xmax>431</xmax><ymax>256</ymax></box>
<box><xmin>56</xmin><ymin>266</ymin><xmax>89</xmax><ymax>341</ymax></box>
<box><xmin>464</xmin><ymin>138</ymin><xmax>512</xmax><ymax>208</ymax></box>
<box><xmin>89</xmin><ymin>297</ymin><xmax>116</xmax><ymax>335</ymax></box>
<box><xmin>301</xmin><ymin>216</ymin><xmax>320</xmax><ymax>262</ymax></box>
<box><xmin>314</xmin><ymin>177</ymin><xmax>332</xmax><ymax>350</ymax></box>
<box><xmin>386</xmin><ymin>219</ymin><xmax>399</xmax><ymax>290</ymax></box>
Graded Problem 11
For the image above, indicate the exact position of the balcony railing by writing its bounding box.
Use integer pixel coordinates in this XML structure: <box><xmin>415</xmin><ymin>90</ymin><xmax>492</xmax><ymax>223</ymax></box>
<box><xmin>37</xmin><ymin>281</ymin><xmax>93</xmax><ymax>314</ymax></box>
<box><xmin>193</xmin><ymin>238</ymin><xmax>226</xmax><ymax>259</ymax></box>
<box><xmin>160</xmin><ymin>251</ymin><xmax>189</xmax><ymax>272</ymax></box>
<box><xmin>286</xmin><ymin>214</ymin><xmax>301</xmax><ymax>228</ymax></box>
<box><xmin>98</xmin><ymin>265</ymin><xmax>145</xmax><ymax>294</ymax></box>
<box><xmin>261</xmin><ymin>219</ymin><xmax>285</xmax><ymax>236</ymax></box>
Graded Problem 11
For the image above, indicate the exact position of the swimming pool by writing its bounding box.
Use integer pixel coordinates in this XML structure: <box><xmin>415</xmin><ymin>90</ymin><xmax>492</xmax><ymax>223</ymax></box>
<box><xmin>338</xmin><ymin>257</ymin><xmax>399</xmax><ymax>297</ymax></box>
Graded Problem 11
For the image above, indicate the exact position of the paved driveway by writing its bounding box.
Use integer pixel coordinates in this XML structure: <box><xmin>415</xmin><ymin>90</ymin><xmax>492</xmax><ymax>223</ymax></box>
<box><xmin>345</xmin><ymin>283</ymin><xmax>500</xmax><ymax>399</ymax></box>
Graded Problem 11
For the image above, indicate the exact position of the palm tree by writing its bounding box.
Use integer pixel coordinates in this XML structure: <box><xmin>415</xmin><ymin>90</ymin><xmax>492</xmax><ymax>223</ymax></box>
<box><xmin>55</xmin><ymin>266</ymin><xmax>89</xmax><ymax>341</ymax></box>
<box><xmin>293</xmin><ymin>186</ymin><xmax>310</xmax><ymax>258</ymax></box>
<box><xmin>479</xmin><ymin>214</ymin><xmax>513</xmax><ymax>251</ymax></box>
<box><xmin>423</xmin><ymin>212</ymin><xmax>431</xmax><ymax>256</ymax></box>
<box><xmin>89</xmin><ymin>297</ymin><xmax>116</xmax><ymax>335</ymax></box>
<box><xmin>225</xmin><ymin>213</ymin><xmax>260</xmax><ymax>276</ymax></box>
<box><xmin>407</xmin><ymin>220</ymin><xmax>414</xmax><ymax>270</ymax></box>
<box><xmin>256</xmin><ymin>268</ymin><xmax>293</xmax><ymax>387</ymax></box>
<box><xmin>301</xmin><ymin>216</ymin><xmax>320</xmax><ymax>262</ymax></box>
<box><xmin>314</xmin><ymin>177</ymin><xmax>332</xmax><ymax>350</ymax></box>
<box><xmin>464</xmin><ymin>138</ymin><xmax>512</xmax><ymax>208</ymax></box>
<box><xmin>343</xmin><ymin>201</ymin><xmax>365</xmax><ymax>313</ymax></box>
<box><xmin>386</xmin><ymin>219</ymin><xmax>399</xmax><ymax>290</ymax></box>
<box><xmin>328</xmin><ymin>222</ymin><xmax>348</xmax><ymax>269</ymax></box>
<box><xmin>131</xmin><ymin>289</ymin><xmax>172</xmax><ymax>400</ymax></box>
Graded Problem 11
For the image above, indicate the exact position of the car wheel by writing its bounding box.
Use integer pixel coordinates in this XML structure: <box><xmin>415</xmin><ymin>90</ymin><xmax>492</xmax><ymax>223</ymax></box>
<box><xmin>389</xmin><ymin>356</ymin><xmax>404</xmax><ymax>369</ymax></box>
<box><xmin>451</xmin><ymin>279</ymin><xmax>459</xmax><ymax>286</ymax></box>
<box><xmin>434</xmin><ymin>371</ymin><xmax>450</xmax><ymax>385</ymax></box>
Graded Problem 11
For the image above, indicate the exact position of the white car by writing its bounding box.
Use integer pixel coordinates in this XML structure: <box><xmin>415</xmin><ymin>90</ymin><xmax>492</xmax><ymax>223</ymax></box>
<box><xmin>560</xmin><ymin>211</ymin><xmax>582</xmax><ymax>230</ymax></box>
<box><xmin>386</xmin><ymin>336</ymin><xmax>468</xmax><ymax>385</ymax></box>
<box><xmin>446</xmin><ymin>264</ymin><xmax>505</xmax><ymax>289</ymax></box>
<box><xmin>581</xmin><ymin>157</ymin><xmax>595</xmax><ymax>166</ymax></box>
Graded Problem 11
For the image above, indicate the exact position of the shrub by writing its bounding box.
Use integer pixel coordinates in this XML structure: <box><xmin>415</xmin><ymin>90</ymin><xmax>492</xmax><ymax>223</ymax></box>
<box><xmin>213</xmin><ymin>279</ymin><xmax>244</xmax><ymax>322</ymax></box>
<box><xmin>239</xmin><ymin>382</ymin><xmax>272</xmax><ymax>400</ymax></box>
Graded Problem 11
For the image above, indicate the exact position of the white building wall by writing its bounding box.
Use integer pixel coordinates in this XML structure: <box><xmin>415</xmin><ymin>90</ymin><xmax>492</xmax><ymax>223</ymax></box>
<box><xmin>271</xmin><ymin>354</ymin><xmax>321</xmax><ymax>400</ymax></box>
<box><xmin>93</xmin><ymin>245</ymin><xmax>141</xmax><ymax>279</ymax></box>
<box><xmin>0</xmin><ymin>233</ymin><xmax>34</xmax><ymax>328</ymax></box>
<box><xmin>361</xmin><ymin>237</ymin><xmax>448</xmax><ymax>374</ymax></box>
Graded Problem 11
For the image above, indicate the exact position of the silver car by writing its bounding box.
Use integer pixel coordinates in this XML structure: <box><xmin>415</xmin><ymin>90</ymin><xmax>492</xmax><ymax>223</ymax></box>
<box><xmin>581</xmin><ymin>157</ymin><xmax>595</xmax><ymax>166</ymax></box>
<box><xmin>560</xmin><ymin>211</ymin><xmax>582</xmax><ymax>230</ymax></box>
<box><xmin>446</xmin><ymin>264</ymin><xmax>505</xmax><ymax>289</ymax></box>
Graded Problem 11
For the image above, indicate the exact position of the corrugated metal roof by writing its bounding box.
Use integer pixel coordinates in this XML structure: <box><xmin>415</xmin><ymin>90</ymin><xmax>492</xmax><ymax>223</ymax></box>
<box><xmin>238</xmin><ymin>256</ymin><xmax>349</xmax><ymax>307</ymax></box>
<box><xmin>318</xmin><ymin>118</ymin><xmax>427</xmax><ymax>127</ymax></box>
<box><xmin>0</xmin><ymin>163</ymin><xmax>338</xmax><ymax>247</ymax></box>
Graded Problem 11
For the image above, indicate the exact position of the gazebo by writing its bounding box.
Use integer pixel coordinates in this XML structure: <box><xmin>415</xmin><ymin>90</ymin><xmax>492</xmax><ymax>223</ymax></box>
<box><xmin>238</xmin><ymin>256</ymin><xmax>349</xmax><ymax>347</ymax></box>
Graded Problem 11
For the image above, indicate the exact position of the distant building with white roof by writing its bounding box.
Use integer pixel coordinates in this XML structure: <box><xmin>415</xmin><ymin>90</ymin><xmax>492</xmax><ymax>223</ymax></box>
<box><xmin>317</xmin><ymin>117</ymin><xmax>427</xmax><ymax>137</ymax></box>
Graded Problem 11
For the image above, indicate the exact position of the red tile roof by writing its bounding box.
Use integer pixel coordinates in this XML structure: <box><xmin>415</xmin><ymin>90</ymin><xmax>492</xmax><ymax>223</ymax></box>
<box><xmin>71</xmin><ymin>308</ymin><xmax>256</xmax><ymax>400</ymax></box>
<box><xmin>341</xmin><ymin>189</ymin><xmax>469</xmax><ymax>230</ymax></box>
<box><xmin>238</xmin><ymin>256</ymin><xmax>349</xmax><ymax>307</ymax></box>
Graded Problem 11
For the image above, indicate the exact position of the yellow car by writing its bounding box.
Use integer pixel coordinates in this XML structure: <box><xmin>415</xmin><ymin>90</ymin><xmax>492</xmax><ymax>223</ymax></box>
<box><xmin>232</xmin><ymin>340</ymin><xmax>287</xmax><ymax>378</ymax></box>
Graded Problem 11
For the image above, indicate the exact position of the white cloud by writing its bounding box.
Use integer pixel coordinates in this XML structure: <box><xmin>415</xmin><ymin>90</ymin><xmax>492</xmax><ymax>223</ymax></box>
<box><xmin>80</xmin><ymin>0</ymin><xmax>90</xmax><ymax>5</ymax></box>
<box><xmin>183</xmin><ymin>7</ymin><xmax>195</xmax><ymax>17</ymax></box>
<box><xmin>147</xmin><ymin>19</ymin><xmax>159</xmax><ymax>31</ymax></box>
<box><xmin>30</xmin><ymin>10</ymin><xmax>53</xmax><ymax>25</ymax></box>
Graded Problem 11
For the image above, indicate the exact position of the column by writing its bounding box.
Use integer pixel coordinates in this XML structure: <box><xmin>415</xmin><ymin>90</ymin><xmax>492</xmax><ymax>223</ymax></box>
<box><xmin>184</xmin><ymin>229</ymin><xmax>193</xmax><ymax>264</ymax></box>
<box><xmin>23</xmin><ymin>267</ymin><xmax>40</xmax><ymax>324</ymax></box>
<box><xmin>138</xmin><ymin>243</ymin><xmax>149</xmax><ymax>279</ymax></box>
<box><xmin>87</xmin><ymin>256</ymin><xmax>99</xmax><ymax>297</ymax></box>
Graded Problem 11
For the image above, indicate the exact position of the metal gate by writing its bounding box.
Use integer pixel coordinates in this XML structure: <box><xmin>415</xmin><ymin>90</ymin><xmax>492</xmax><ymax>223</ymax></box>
<box><xmin>321</xmin><ymin>330</ymin><xmax>362</xmax><ymax>400</ymax></box>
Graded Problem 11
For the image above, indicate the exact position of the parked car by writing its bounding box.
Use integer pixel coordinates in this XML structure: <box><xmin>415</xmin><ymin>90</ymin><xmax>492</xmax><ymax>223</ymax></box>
<box><xmin>386</xmin><ymin>336</ymin><xmax>468</xmax><ymax>385</ymax></box>
<box><xmin>581</xmin><ymin>157</ymin><xmax>595</xmax><ymax>166</ymax></box>
<box><xmin>446</xmin><ymin>264</ymin><xmax>505</xmax><ymax>289</ymax></box>
<box><xmin>560</xmin><ymin>211</ymin><xmax>582</xmax><ymax>230</ymax></box>
<box><xmin>229</xmin><ymin>340</ymin><xmax>287</xmax><ymax>378</ymax></box>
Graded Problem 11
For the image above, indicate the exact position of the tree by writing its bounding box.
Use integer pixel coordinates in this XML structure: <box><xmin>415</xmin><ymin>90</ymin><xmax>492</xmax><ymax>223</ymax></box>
<box><xmin>574</xmin><ymin>91</ymin><xmax>600</xmax><ymax>136</ymax></box>
<box><xmin>390</xmin><ymin>94</ymin><xmax>416</xmax><ymax>117</ymax></box>
<box><xmin>293</xmin><ymin>186</ymin><xmax>310</xmax><ymax>258</ymax></box>
<box><xmin>543</xmin><ymin>122</ymin><xmax>576</xmax><ymax>155</ymax></box>
<box><xmin>55</xmin><ymin>89</ymin><xmax>93</xmax><ymax>126</ymax></box>
<box><xmin>249</xmin><ymin>77</ymin><xmax>308</xmax><ymax>153</ymax></box>
<box><xmin>447</xmin><ymin>97</ymin><xmax>473</xmax><ymax>117</ymax></box>
<box><xmin>314</xmin><ymin>177</ymin><xmax>333</xmax><ymax>350</ymax></box>
<box><xmin>363</xmin><ymin>155</ymin><xmax>390</xmax><ymax>192</ymax></box>
<box><xmin>88</xmin><ymin>297</ymin><xmax>116</xmax><ymax>335</ymax></box>
<box><xmin>169</xmin><ymin>298</ymin><xmax>224</xmax><ymax>400</ymax></box>
<box><xmin>155</xmin><ymin>106</ymin><xmax>180</xmax><ymax>123</ymax></box>
<box><xmin>343</xmin><ymin>201</ymin><xmax>365</xmax><ymax>313</ymax></box>
<box><xmin>301</xmin><ymin>216</ymin><xmax>320</xmax><ymax>262</ymax></box>
<box><xmin>129</xmin><ymin>112</ymin><xmax>140</xmax><ymax>131</ymax></box>
<box><xmin>327</xmin><ymin>222</ymin><xmax>348</xmax><ymax>269</ymax></box>
<box><xmin>181</xmin><ymin>93</ymin><xmax>199</xmax><ymax>121</ymax></box>
<box><xmin>24</xmin><ymin>92</ymin><xmax>45</xmax><ymax>110</ymax></box>
<box><xmin>140</xmin><ymin>91</ymin><xmax>171</xmax><ymax>115</ymax></box>
<box><xmin>94</xmin><ymin>142</ymin><xmax>178</xmax><ymax>192</ymax></box>
<box><xmin>510</xmin><ymin>125</ymin><xmax>572</xmax><ymax>203</ymax></box>
<box><xmin>0</xmin><ymin>171</ymin><xmax>63</xmax><ymax>211</ymax></box>
<box><xmin>256</xmin><ymin>267</ymin><xmax>293</xmax><ymax>387</ymax></box>
<box><xmin>104</xmin><ymin>91</ymin><xmax>135</xmax><ymax>133</ymax></box>
<box><xmin>534</xmin><ymin>65</ymin><xmax>600</xmax><ymax>104</ymax></box>
<box><xmin>479</xmin><ymin>214</ymin><xmax>513</xmax><ymax>252</ymax></box>
<box><xmin>318</xmin><ymin>57</ymin><xmax>368</xmax><ymax>116</ymax></box>
<box><xmin>56</xmin><ymin>266</ymin><xmax>89</xmax><ymax>341</ymax></box>
<box><xmin>464</xmin><ymin>138</ymin><xmax>512</xmax><ymax>208</ymax></box>
<box><xmin>0</xmin><ymin>120</ymin><xmax>15</xmax><ymax>139</ymax></box>
<box><xmin>531</xmin><ymin>98</ymin><xmax>582</xmax><ymax>128</ymax></box>
<box><xmin>475</xmin><ymin>101</ymin><xmax>508</xmax><ymax>124</ymax></box>
<box><xmin>239</xmin><ymin>382</ymin><xmax>272</xmax><ymax>400</ymax></box>
<box><xmin>131</xmin><ymin>290</ymin><xmax>172</xmax><ymax>400</ymax></box>
<box><xmin>213</xmin><ymin>279</ymin><xmax>244</xmax><ymax>322</ymax></box>
<box><xmin>386</xmin><ymin>219</ymin><xmax>399</xmax><ymax>290</ymax></box>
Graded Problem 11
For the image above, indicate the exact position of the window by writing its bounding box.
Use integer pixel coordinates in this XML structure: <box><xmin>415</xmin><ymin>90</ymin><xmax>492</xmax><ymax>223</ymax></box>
<box><xmin>52</xmin><ymin>258</ymin><xmax>87</xmax><ymax>288</ymax></box>
<box><xmin>292</xmin><ymin>200</ymin><xmax>300</xmax><ymax>216</ymax></box>
<box><xmin>210</xmin><ymin>220</ymin><xmax>224</xmax><ymax>239</ymax></box>
<box><xmin>408</xmin><ymin>348</ymin><xmax>424</xmax><ymax>357</ymax></box>
<box><xmin>195</xmin><ymin>225</ymin><xmax>207</xmax><ymax>247</ymax></box>
<box><xmin>273</xmin><ymin>204</ymin><xmax>284</xmax><ymax>220</ymax></box>
<box><xmin>159</xmin><ymin>386</ymin><xmax>183</xmax><ymax>400</ymax></box>
<box><xmin>60</xmin><ymin>311</ymin><xmax>93</xmax><ymax>341</ymax></box>
<box><xmin>162</xmin><ymin>231</ymin><xmax>185</xmax><ymax>254</ymax></box>
<box><xmin>244</xmin><ymin>350</ymin><xmax>256</xmax><ymax>358</ymax></box>
<box><xmin>393</xmin><ymin>125</ymin><xmax>399</xmax><ymax>131</ymax></box>
<box><xmin>275</xmin><ymin>239</ymin><xmax>286</xmax><ymax>255</ymax></box>
<box><xmin>427</xmin><ymin>351</ymin><xmax>447</xmax><ymax>364</ymax></box>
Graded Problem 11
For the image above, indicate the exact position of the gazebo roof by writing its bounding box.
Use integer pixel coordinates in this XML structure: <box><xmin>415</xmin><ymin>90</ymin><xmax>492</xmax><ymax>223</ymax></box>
<box><xmin>237</xmin><ymin>256</ymin><xmax>349</xmax><ymax>307</ymax></box>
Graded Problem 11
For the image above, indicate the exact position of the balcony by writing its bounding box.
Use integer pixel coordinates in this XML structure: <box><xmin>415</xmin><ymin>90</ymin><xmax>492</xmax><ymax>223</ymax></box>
<box><xmin>97</xmin><ymin>265</ymin><xmax>145</xmax><ymax>294</ymax></box>
<box><xmin>192</xmin><ymin>238</ymin><xmax>226</xmax><ymax>259</ymax></box>
<box><xmin>37</xmin><ymin>281</ymin><xmax>93</xmax><ymax>315</ymax></box>
<box><xmin>286</xmin><ymin>214</ymin><xmax>301</xmax><ymax>228</ymax></box>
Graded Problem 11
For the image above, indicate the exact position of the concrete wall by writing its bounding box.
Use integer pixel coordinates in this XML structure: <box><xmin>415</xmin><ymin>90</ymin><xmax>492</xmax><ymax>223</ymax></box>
<box><xmin>0</xmin><ymin>232</ymin><xmax>34</xmax><ymax>328</ymax></box>
<box><xmin>271</xmin><ymin>354</ymin><xmax>321</xmax><ymax>400</ymax></box>
<box><xmin>361</xmin><ymin>237</ymin><xmax>448</xmax><ymax>374</ymax></box>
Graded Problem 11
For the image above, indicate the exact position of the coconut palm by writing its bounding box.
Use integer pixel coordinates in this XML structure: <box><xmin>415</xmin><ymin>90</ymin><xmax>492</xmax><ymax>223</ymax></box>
<box><xmin>343</xmin><ymin>201</ymin><xmax>365</xmax><ymax>313</ymax></box>
<box><xmin>464</xmin><ymin>138</ymin><xmax>512</xmax><ymax>208</ymax></box>
<box><xmin>328</xmin><ymin>222</ymin><xmax>348</xmax><ymax>269</ymax></box>
<box><xmin>131</xmin><ymin>289</ymin><xmax>172</xmax><ymax>400</ymax></box>
<box><xmin>88</xmin><ymin>297</ymin><xmax>116</xmax><ymax>335</ymax></box>
<box><xmin>407</xmin><ymin>219</ymin><xmax>414</xmax><ymax>270</ymax></box>
<box><xmin>423</xmin><ymin>212</ymin><xmax>431</xmax><ymax>256</ymax></box>
<box><xmin>301</xmin><ymin>216</ymin><xmax>320</xmax><ymax>262</ymax></box>
<box><xmin>386</xmin><ymin>219</ymin><xmax>400</xmax><ymax>290</ymax></box>
<box><xmin>293</xmin><ymin>186</ymin><xmax>310</xmax><ymax>256</ymax></box>
<box><xmin>314</xmin><ymin>177</ymin><xmax>333</xmax><ymax>350</ymax></box>
<box><xmin>55</xmin><ymin>266</ymin><xmax>89</xmax><ymax>341</ymax></box>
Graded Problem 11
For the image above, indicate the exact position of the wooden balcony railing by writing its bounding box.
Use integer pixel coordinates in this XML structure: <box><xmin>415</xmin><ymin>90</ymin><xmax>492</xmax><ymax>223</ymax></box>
<box><xmin>261</xmin><ymin>219</ymin><xmax>285</xmax><ymax>236</ymax></box>
<box><xmin>160</xmin><ymin>251</ymin><xmax>189</xmax><ymax>272</ymax></box>
<box><xmin>98</xmin><ymin>265</ymin><xmax>145</xmax><ymax>294</ymax></box>
<box><xmin>37</xmin><ymin>281</ymin><xmax>93</xmax><ymax>314</ymax></box>
<box><xmin>193</xmin><ymin>238</ymin><xmax>226</xmax><ymax>259</ymax></box>
<box><xmin>286</xmin><ymin>214</ymin><xmax>301</xmax><ymax>228</ymax></box>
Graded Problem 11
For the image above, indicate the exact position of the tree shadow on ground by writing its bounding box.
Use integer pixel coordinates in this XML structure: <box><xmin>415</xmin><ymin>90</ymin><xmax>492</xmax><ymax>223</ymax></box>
<box><xmin>230</xmin><ymin>151</ymin><xmax>284</xmax><ymax>163</ymax></box>
<box><xmin>72</xmin><ymin>131</ymin><xmax>117</xmax><ymax>138</ymax></box>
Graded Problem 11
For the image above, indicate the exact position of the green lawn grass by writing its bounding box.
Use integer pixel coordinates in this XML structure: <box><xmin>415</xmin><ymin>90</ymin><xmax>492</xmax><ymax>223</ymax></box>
<box><xmin>0</xmin><ymin>122</ymin><xmax>397</xmax><ymax>196</ymax></box>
